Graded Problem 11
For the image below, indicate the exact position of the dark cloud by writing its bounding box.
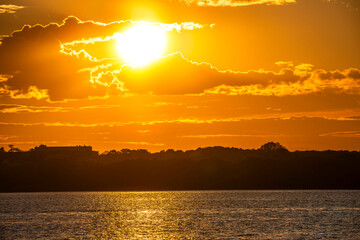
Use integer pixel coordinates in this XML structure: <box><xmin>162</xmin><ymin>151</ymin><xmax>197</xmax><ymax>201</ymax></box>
<box><xmin>1</xmin><ymin>16</ymin><xmax>359</xmax><ymax>100</ymax></box>
<box><xmin>103</xmin><ymin>53</ymin><xmax>359</xmax><ymax>96</ymax></box>
<box><xmin>318</xmin><ymin>70</ymin><xmax>346</xmax><ymax>80</ymax></box>
<box><xmin>345</xmin><ymin>116</ymin><xmax>360</xmax><ymax>120</ymax></box>
<box><xmin>0</xmin><ymin>17</ymin><xmax>124</xmax><ymax>100</ymax></box>
<box><xmin>105</xmin><ymin>53</ymin><xmax>306</xmax><ymax>95</ymax></box>
<box><xmin>0</xmin><ymin>16</ymin><xmax>206</xmax><ymax>100</ymax></box>
<box><xmin>317</xmin><ymin>68</ymin><xmax>360</xmax><ymax>81</ymax></box>
<box><xmin>347</xmin><ymin>69</ymin><xmax>360</xmax><ymax>79</ymax></box>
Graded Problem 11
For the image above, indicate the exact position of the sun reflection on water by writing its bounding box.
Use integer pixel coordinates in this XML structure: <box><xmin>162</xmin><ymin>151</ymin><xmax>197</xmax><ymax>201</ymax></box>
<box><xmin>1</xmin><ymin>191</ymin><xmax>359</xmax><ymax>239</ymax></box>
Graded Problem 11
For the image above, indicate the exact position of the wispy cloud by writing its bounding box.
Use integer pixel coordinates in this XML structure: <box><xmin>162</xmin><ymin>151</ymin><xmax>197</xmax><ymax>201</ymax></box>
<box><xmin>319</xmin><ymin>131</ymin><xmax>360</xmax><ymax>138</ymax></box>
<box><xmin>69</xmin><ymin>140</ymin><xmax>164</xmax><ymax>147</ymax></box>
<box><xmin>275</xmin><ymin>61</ymin><xmax>294</xmax><ymax>67</ymax></box>
<box><xmin>204</xmin><ymin>67</ymin><xmax>360</xmax><ymax>96</ymax></box>
<box><xmin>0</xmin><ymin>115</ymin><xmax>358</xmax><ymax>128</ymax></box>
<box><xmin>0</xmin><ymin>104</ymin><xmax>68</xmax><ymax>113</ymax></box>
<box><xmin>183</xmin><ymin>0</ymin><xmax>296</xmax><ymax>7</ymax></box>
<box><xmin>0</xmin><ymin>5</ymin><xmax>25</xmax><ymax>14</ymax></box>
<box><xmin>0</xmin><ymin>135</ymin><xmax>17</xmax><ymax>141</ymax></box>
<box><xmin>179</xmin><ymin>134</ymin><xmax>278</xmax><ymax>138</ymax></box>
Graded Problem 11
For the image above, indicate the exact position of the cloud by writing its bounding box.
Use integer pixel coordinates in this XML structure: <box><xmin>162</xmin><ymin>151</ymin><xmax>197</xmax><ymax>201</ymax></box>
<box><xmin>345</xmin><ymin>116</ymin><xmax>360</xmax><ymax>120</ymax></box>
<box><xmin>8</xmin><ymin>86</ymin><xmax>49</xmax><ymax>100</ymax></box>
<box><xmin>0</xmin><ymin>104</ymin><xmax>67</xmax><ymax>113</ymax></box>
<box><xmin>319</xmin><ymin>131</ymin><xmax>360</xmax><ymax>138</ymax></box>
<box><xmin>60</xmin><ymin>20</ymin><xmax>207</xmax><ymax>53</ymax></box>
<box><xmin>204</xmin><ymin>75</ymin><xmax>360</xmax><ymax>96</ymax></box>
<box><xmin>1</xmin><ymin>116</ymin><xmax>359</xmax><ymax>151</ymax></box>
<box><xmin>275</xmin><ymin>61</ymin><xmax>294</xmax><ymax>67</ymax></box>
<box><xmin>0</xmin><ymin>74</ymin><xmax>10</xmax><ymax>82</ymax></box>
<box><xmin>94</xmin><ymin>53</ymin><xmax>359</xmax><ymax>96</ymax></box>
<box><xmin>0</xmin><ymin>17</ymin><xmax>110</xmax><ymax>101</ymax></box>
<box><xmin>0</xmin><ymin>118</ymin><xmax>236</xmax><ymax>128</ymax></box>
<box><xmin>97</xmin><ymin>52</ymin><xmax>307</xmax><ymax>95</ymax></box>
<box><xmin>1</xmin><ymin>16</ymin><xmax>359</xmax><ymax>101</ymax></box>
<box><xmin>115</xmin><ymin>141</ymin><xmax>164</xmax><ymax>147</ymax></box>
<box><xmin>0</xmin><ymin>103</ymin><xmax>139</xmax><ymax>113</ymax></box>
<box><xmin>179</xmin><ymin>134</ymin><xmax>278</xmax><ymax>138</ymax></box>
<box><xmin>183</xmin><ymin>0</ymin><xmax>296</xmax><ymax>7</ymax></box>
<box><xmin>0</xmin><ymin>5</ymin><xmax>24</xmax><ymax>14</ymax></box>
<box><xmin>204</xmin><ymin>67</ymin><xmax>360</xmax><ymax>96</ymax></box>
<box><xmin>0</xmin><ymin>140</ymin><xmax>59</xmax><ymax>146</ymax></box>
<box><xmin>138</xmin><ymin>130</ymin><xmax>151</xmax><ymax>133</ymax></box>
<box><xmin>0</xmin><ymin>135</ymin><xmax>17</xmax><ymax>141</ymax></box>
<box><xmin>1</xmin><ymin>113</ymin><xmax>358</xmax><ymax>129</ymax></box>
<box><xmin>295</xmin><ymin>63</ymin><xmax>314</xmax><ymax>72</ymax></box>
<box><xmin>0</xmin><ymin>16</ymin><xmax>208</xmax><ymax>101</ymax></box>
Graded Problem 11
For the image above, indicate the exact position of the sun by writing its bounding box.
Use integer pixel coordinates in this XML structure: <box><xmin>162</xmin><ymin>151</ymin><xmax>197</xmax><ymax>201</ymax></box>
<box><xmin>116</xmin><ymin>23</ymin><xmax>167</xmax><ymax>67</ymax></box>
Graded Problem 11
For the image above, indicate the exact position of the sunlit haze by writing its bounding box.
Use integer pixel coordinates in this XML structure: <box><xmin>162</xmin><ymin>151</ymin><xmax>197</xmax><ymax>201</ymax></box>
<box><xmin>116</xmin><ymin>23</ymin><xmax>167</xmax><ymax>67</ymax></box>
<box><xmin>0</xmin><ymin>0</ymin><xmax>359</xmax><ymax>152</ymax></box>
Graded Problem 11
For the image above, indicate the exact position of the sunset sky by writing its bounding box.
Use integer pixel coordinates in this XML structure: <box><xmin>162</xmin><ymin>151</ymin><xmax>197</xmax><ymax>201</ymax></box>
<box><xmin>0</xmin><ymin>0</ymin><xmax>359</xmax><ymax>152</ymax></box>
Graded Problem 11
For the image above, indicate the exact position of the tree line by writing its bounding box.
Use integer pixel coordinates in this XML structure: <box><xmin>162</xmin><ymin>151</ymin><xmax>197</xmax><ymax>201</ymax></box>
<box><xmin>1</xmin><ymin>142</ymin><xmax>359</xmax><ymax>192</ymax></box>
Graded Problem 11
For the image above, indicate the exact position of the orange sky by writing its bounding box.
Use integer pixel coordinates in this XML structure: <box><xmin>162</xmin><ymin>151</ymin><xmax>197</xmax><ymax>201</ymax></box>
<box><xmin>0</xmin><ymin>0</ymin><xmax>359</xmax><ymax>152</ymax></box>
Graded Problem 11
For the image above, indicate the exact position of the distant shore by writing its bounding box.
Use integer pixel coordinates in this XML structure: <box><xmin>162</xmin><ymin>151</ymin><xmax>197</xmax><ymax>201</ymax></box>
<box><xmin>1</xmin><ymin>143</ymin><xmax>359</xmax><ymax>192</ymax></box>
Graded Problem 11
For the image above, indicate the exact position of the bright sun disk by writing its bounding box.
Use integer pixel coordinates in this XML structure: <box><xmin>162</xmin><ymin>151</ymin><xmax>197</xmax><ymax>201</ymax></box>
<box><xmin>116</xmin><ymin>23</ymin><xmax>167</xmax><ymax>67</ymax></box>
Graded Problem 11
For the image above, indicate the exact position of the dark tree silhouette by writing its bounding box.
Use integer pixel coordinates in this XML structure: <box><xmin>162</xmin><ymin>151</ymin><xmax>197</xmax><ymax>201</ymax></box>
<box><xmin>0</xmin><ymin>142</ymin><xmax>359</xmax><ymax>192</ymax></box>
<box><xmin>8</xmin><ymin>144</ymin><xmax>22</xmax><ymax>152</ymax></box>
<box><xmin>259</xmin><ymin>142</ymin><xmax>289</xmax><ymax>152</ymax></box>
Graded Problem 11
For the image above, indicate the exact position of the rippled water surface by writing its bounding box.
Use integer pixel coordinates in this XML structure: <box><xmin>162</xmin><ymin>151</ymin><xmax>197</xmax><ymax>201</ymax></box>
<box><xmin>1</xmin><ymin>190</ymin><xmax>359</xmax><ymax>239</ymax></box>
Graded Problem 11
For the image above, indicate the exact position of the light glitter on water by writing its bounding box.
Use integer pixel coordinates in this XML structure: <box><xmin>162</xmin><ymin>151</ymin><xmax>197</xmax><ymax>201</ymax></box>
<box><xmin>0</xmin><ymin>190</ymin><xmax>359</xmax><ymax>239</ymax></box>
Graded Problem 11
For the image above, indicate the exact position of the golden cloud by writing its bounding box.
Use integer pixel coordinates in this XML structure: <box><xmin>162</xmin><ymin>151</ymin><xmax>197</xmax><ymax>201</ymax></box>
<box><xmin>0</xmin><ymin>104</ymin><xmax>68</xmax><ymax>113</ymax></box>
<box><xmin>183</xmin><ymin>0</ymin><xmax>296</xmax><ymax>7</ymax></box>
<box><xmin>97</xmin><ymin>53</ymin><xmax>360</xmax><ymax>96</ymax></box>
<box><xmin>1</xmin><ymin>16</ymin><xmax>359</xmax><ymax>101</ymax></box>
<box><xmin>319</xmin><ymin>131</ymin><xmax>360</xmax><ymax>138</ymax></box>
<box><xmin>179</xmin><ymin>134</ymin><xmax>279</xmax><ymax>138</ymax></box>
<box><xmin>1</xmin><ymin>114</ymin><xmax>359</xmax><ymax>129</ymax></box>
<box><xmin>0</xmin><ymin>17</ymin><xmax>208</xmax><ymax>101</ymax></box>
<box><xmin>0</xmin><ymin>5</ymin><xmax>24</xmax><ymax>14</ymax></box>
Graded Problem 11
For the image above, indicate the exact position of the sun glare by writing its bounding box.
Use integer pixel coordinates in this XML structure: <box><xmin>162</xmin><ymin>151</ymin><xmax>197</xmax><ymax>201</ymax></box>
<box><xmin>116</xmin><ymin>23</ymin><xmax>167</xmax><ymax>67</ymax></box>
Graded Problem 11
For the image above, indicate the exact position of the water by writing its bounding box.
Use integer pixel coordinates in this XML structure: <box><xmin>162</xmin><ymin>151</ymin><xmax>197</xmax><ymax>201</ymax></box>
<box><xmin>0</xmin><ymin>191</ymin><xmax>359</xmax><ymax>239</ymax></box>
